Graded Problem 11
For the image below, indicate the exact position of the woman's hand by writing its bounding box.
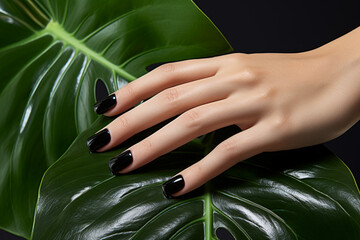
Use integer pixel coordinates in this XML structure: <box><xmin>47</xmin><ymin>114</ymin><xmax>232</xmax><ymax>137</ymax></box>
<box><xmin>87</xmin><ymin>27</ymin><xmax>360</xmax><ymax>198</ymax></box>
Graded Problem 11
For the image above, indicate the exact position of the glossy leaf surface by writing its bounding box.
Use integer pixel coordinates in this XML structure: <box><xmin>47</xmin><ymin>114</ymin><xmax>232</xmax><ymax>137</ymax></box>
<box><xmin>0</xmin><ymin>0</ymin><xmax>232</xmax><ymax>238</ymax></box>
<box><xmin>33</xmin><ymin>118</ymin><xmax>360</xmax><ymax>239</ymax></box>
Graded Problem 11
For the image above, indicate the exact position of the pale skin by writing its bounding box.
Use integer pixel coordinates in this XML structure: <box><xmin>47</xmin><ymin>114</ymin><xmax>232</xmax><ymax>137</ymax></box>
<box><xmin>95</xmin><ymin>26</ymin><xmax>360</xmax><ymax>197</ymax></box>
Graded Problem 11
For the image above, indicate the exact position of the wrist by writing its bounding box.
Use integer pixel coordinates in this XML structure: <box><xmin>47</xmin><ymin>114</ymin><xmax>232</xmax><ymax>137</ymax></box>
<box><xmin>317</xmin><ymin>27</ymin><xmax>360</xmax><ymax>75</ymax></box>
<box><xmin>311</xmin><ymin>27</ymin><xmax>360</xmax><ymax>123</ymax></box>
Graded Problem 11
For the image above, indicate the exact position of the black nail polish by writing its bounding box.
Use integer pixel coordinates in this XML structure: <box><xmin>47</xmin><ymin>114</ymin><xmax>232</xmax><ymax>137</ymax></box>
<box><xmin>86</xmin><ymin>129</ymin><xmax>111</xmax><ymax>153</ymax></box>
<box><xmin>162</xmin><ymin>175</ymin><xmax>185</xmax><ymax>199</ymax></box>
<box><xmin>109</xmin><ymin>150</ymin><xmax>133</xmax><ymax>175</ymax></box>
<box><xmin>94</xmin><ymin>94</ymin><xmax>117</xmax><ymax>114</ymax></box>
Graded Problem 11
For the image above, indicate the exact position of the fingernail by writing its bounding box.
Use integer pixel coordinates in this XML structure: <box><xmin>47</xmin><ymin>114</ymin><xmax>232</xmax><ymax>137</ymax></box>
<box><xmin>162</xmin><ymin>175</ymin><xmax>184</xmax><ymax>199</ymax></box>
<box><xmin>94</xmin><ymin>94</ymin><xmax>117</xmax><ymax>114</ymax></box>
<box><xmin>109</xmin><ymin>150</ymin><xmax>133</xmax><ymax>175</ymax></box>
<box><xmin>86</xmin><ymin>129</ymin><xmax>111</xmax><ymax>153</ymax></box>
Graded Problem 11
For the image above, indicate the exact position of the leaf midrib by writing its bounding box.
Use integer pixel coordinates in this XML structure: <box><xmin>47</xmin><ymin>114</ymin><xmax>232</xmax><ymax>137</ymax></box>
<box><xmin>37</xmin><ymin>20</ymin><xmax>136</xmax><ymax>82</ymax></box>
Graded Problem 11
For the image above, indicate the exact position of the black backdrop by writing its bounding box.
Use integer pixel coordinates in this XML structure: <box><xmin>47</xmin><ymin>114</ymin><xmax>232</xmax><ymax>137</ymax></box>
<box><xmin>1</xmin><ymin>0</ymin><xmax>359</xmax><ymax>239</ymax></box>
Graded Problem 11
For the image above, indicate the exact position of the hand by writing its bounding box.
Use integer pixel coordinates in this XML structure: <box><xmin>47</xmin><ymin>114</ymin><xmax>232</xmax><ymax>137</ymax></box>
<box><xmin>87</xmin><ymin>27</ymin><xmax>360</xmax><ymax>198</ymax></box>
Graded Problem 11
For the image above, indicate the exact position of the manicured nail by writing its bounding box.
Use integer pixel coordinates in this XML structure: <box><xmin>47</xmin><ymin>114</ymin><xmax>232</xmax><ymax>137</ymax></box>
<box><xmin>162</xmin><ymin>175</ymin><xmax>184</xmax><ymax>199</ymax></box>
<box><xmin>109</xmin><ymin>150</ymin><xmax>133</xmax><ymax>175</ymax></box>
<box><xmin>86</xmin><ymin>128</ymin><xmax>111</xmax><ymax>153</ymax></box>
<box><xmin>94</xmin><ymin>94</ymin><xmax>117</xmax><ymax>114</ymax></box>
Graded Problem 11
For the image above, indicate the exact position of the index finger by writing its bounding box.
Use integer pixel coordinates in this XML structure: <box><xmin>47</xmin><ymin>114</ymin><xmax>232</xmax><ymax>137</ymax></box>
<box><xmin>94</xmin><ymin>56</ymin><xmax>222</xmax><ymax>116</ymax></box>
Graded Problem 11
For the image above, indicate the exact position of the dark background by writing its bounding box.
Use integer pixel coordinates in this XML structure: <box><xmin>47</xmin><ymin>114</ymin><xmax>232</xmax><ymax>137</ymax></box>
<box><xmin>1</xmin><ymin>0</ymin><xmax>359</xmax><ymax>239</ymax></box>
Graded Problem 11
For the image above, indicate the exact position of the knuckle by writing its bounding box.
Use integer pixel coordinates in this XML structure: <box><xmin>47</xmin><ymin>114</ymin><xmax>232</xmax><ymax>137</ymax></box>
<box><xmin>239</xmin><ymin>66</ymin><xmax>261</xmax><ymax>84</ymax></box>
<box><xmin>245</xmin><ymin>86</ymin><xmax>274</xmax><ymax>107</ymax></box>
<box><xmin>255</xmin><ymin>87</ymin><xmax>274</xmax><ymax>102</ymax></box>
<box><xmin>123</xmin><ymin>83</ymin><xmax>135</xmax><ymax>98</ymax></box>
<box><xmin>227</xmin><ymin>67</ymin><xmax>260</xmax><ymax>86</ymax></box>
<box><xmin>182</xmin><ymin>109</ymin><xmax>202</xmax><ymax>129</ymax></box>
<box><xmin>272</xmin><ymin>113</ymin><xmax>288</xmax><ymax>128</ymax></box>
<box><xmin>268</xmin><ymin>111</ymin><xmax>292</xmax><ymax>137</ymax></box>
<box><xmin>162</xmin><ymin>87</ymin><xmax>179</xmax><ymax>104</ymax></box>
<box><xmin>222</xmin><ymin>54</ymin><xmax>263</xmax><ymax>86</ymax></box>
<box><xmin>227</xmin><ymin>53</ymin><xmax>247</xmax><ymax>64</ymax></box>
<box><xmin>218</xmin><ymin>139</ymin><xmax>238</xmax><ymax>154</ymax></box>
<box><xmin>158</xmin><ymin>63</ymin><xmax>176</xmax><ymax>73</ymax></box>
<box><xmin>141</xmin><ymin>139</ymin><xmax>153</xmax><ymax>151</ymax></box>
<box><xmin>118</xmin><ymin>115</ymin><xmax>129</xmax><ymax>128</ymax></box>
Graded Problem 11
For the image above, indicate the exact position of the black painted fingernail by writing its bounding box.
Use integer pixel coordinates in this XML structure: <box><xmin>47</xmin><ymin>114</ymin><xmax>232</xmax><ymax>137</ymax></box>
<box><xmin>86</xmin><ymin>129</ymin><xmax>111</xmax><ymax>153</ymax></box>
<box><xmin>162</xmin><ymin>175</ymin><xmax>185</xmax><ymax>199</ymax></box>
<box><xmin>109</xmin><ymin>150</ymin><xmax>133</xmax><ymax>175</ymax></box>
<box><xmin>94</xmin><ymin>94</ymin><xmax>117</xmax><ymax>114</ymax></box>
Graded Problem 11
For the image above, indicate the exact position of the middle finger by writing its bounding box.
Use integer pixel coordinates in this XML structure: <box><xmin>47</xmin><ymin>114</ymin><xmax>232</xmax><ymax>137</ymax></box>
<box><xmin>88</xmin><ymin>76</ymin><xmax>229</xmax><ymax>152</ymax></box>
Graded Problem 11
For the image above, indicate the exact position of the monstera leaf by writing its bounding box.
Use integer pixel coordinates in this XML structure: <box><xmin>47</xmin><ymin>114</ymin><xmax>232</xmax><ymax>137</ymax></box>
<box><xmin>31</xmin><ymin>118</ymin><xmax>360</xmax><ymax>239</ymax></box>
<box><xmin>0</xmin><ymin>0</ymin><xmax>232</xmax><ymax>238</ymax></box>
<box><xmin>1</xmin><ymin>0</ymin><xmax>360</xmax><ymax>239</ymax></box>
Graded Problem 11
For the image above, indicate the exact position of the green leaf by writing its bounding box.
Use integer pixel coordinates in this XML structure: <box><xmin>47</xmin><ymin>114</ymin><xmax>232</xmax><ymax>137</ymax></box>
<box><xmin>32</xmin><ymin>118</ymin><xmax>360</xmax><ymax>239</ymax></box>
<box><xmin>0</xmin><ymin>0</ymin><xmax>232</xmax><ymax>238</ymax></box>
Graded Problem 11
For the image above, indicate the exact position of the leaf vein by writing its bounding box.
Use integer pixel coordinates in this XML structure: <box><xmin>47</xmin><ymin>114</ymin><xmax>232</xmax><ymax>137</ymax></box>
<box><xmin>218</xmin><ymin>190</ymin><xmax>298</xmax><ymax>239</ymax></box>
<box><xmin>242</xmin><ymin>161</ymin><xmax>357</xmax><ymax>224</ymax></box>
<box><xmin>81</xmin><ymin>9</ymin><xmax>137</xmax><ymax>42</ymax></box>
